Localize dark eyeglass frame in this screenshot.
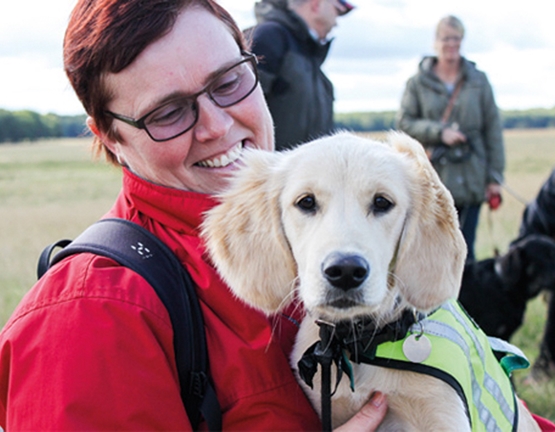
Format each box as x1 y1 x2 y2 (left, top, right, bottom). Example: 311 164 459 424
105 51 259 142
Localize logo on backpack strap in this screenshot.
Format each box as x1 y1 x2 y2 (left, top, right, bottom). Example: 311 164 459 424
131 242 153 259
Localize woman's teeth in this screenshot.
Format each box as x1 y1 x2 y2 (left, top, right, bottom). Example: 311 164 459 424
197 143 242 168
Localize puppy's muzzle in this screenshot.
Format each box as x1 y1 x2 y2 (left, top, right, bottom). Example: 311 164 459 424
322 253 370 291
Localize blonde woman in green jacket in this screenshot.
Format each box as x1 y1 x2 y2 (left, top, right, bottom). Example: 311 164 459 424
396 15 505 262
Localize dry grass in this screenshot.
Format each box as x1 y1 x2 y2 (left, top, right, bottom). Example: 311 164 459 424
1 131 555 422
0 138 121 323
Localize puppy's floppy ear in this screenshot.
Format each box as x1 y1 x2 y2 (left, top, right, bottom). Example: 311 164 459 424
497 243 522 287
201 149 297 315
387 132 467 311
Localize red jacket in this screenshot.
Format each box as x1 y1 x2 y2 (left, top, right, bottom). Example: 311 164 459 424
0 169 321 431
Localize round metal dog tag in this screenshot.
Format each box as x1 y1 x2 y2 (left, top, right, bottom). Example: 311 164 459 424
402 334 432 363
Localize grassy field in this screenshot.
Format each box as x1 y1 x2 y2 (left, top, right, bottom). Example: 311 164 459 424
1 131 555 422
0 138 122 324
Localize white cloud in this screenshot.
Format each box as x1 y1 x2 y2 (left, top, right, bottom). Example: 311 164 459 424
0 0 78 114
325 0 555 112
1 0 554 115
0 56 81 114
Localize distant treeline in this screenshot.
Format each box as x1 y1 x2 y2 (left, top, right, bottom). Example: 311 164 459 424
1 107 554 143
334 108 555 133
0 109 88 143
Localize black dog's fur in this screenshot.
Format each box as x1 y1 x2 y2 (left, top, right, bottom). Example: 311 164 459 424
459 234 555 341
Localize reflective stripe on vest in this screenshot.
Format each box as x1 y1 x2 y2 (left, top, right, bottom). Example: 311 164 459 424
371 300 527 432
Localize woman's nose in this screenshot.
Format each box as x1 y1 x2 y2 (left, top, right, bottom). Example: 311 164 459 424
193 94 233 142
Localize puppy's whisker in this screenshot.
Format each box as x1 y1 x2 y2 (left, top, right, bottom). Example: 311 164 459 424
268 280 304 350
276 280 299 312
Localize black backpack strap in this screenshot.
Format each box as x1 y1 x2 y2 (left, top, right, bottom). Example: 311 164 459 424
37 218 222 431
37 239 72 279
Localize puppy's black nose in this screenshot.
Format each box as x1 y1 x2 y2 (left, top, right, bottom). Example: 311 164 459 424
322 253 369 291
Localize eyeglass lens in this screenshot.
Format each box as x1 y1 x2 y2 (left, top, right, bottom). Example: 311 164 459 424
145 57 257 141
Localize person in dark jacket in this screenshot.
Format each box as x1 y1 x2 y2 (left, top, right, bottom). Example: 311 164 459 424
397 15 505 262
518 169 555 381
250 0 354 151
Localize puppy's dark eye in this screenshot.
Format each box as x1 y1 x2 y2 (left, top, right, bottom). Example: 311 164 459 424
296 194 317 213
372 195 394 214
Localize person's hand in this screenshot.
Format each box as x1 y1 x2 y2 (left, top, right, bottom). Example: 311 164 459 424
441 127 466 146
334 391 387 432
486 183 502 197
486 183 503 210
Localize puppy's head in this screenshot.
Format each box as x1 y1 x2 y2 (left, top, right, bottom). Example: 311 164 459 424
497 234 555 299
201 132 466 319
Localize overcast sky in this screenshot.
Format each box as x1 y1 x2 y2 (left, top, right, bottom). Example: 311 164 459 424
1 0 554 115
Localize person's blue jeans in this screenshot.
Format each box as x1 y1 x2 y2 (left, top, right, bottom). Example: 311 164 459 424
456 204 481 262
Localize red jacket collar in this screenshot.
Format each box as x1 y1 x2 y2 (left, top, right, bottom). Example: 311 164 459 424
108 168 218 235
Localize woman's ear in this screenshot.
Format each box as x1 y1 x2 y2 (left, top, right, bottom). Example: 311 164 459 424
86 116 100 137
387 132 466 311
86 116 124 165
201 149 298 315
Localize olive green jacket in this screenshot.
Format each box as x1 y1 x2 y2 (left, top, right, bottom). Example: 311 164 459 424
396 57 505 205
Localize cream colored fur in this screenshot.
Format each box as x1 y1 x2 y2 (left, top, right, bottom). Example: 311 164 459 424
201 132 539 431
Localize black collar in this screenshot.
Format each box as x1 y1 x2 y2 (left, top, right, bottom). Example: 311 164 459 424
334 309 425 363
298 309 426 391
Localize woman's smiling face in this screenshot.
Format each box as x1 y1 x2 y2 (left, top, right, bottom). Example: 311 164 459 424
100 6 274 194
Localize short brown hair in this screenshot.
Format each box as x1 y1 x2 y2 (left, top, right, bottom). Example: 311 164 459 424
64 0 247 164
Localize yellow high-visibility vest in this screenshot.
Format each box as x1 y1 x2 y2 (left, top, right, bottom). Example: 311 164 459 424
369 300 528 432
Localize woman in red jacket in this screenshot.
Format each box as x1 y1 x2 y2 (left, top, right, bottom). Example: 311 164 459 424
0 0 387 430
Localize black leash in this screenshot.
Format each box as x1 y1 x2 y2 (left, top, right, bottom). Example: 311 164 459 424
316 322 335 432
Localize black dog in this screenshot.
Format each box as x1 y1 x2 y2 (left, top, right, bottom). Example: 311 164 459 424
459 234 555 341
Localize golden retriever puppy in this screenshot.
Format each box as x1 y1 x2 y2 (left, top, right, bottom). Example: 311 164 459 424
202 132 539 431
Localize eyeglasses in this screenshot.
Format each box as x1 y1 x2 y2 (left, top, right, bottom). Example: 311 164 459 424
105 52 259 142
439 36 462 43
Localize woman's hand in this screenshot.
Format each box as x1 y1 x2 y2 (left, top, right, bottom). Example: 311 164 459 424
334 391 387 432
486 183 502 197
486 183 503 210
441 127 466 146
